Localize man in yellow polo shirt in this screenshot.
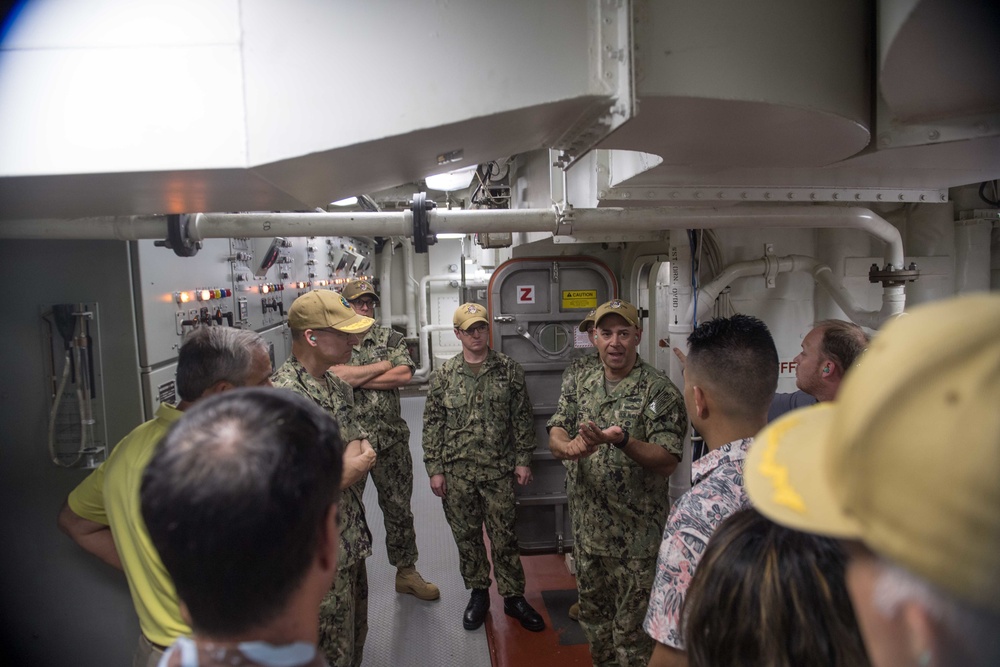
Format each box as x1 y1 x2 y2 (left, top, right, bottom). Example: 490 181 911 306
57 326 274 667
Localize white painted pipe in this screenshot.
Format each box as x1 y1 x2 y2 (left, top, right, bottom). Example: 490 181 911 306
3 206 907 326
667 232 694 503
411 325 455 384
410 273 463 384
187 211 413 240
402 238 419 338
0 205 905 270
690 254 903 329
378 239 393 325
0 216 167 240
434 207 905 270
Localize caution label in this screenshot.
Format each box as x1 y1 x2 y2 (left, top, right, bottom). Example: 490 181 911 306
562 289 598 309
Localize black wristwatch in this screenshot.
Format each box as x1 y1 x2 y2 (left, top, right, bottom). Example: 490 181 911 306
612 428 629 449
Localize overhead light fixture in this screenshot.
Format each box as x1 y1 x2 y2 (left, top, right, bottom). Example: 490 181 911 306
425 165 477 192
330 196 358 207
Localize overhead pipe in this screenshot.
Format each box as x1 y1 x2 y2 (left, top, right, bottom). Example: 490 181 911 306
1 205 908 330
0 206 905 270
0 216 168 240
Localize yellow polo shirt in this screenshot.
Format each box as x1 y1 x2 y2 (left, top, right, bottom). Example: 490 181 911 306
68 403 190 646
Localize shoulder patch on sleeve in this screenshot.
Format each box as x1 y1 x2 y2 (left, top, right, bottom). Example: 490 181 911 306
645 387 680 419
387 331 404 348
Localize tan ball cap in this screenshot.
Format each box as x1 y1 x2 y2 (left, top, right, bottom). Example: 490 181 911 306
746 294 1000 612
453 302 489 330
288 289 374 334
341 279 378 302
593 299 640 329
577 309 597 332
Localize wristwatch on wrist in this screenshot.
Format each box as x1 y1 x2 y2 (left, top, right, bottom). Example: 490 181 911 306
612 428 629 449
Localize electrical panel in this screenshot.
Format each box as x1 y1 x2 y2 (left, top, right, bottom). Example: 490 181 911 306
131 234 374 419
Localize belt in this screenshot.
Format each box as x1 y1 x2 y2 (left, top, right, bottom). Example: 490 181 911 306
142 634 169 652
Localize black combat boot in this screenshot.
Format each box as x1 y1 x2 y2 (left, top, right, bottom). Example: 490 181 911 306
503 595 545 632
463 588 490 630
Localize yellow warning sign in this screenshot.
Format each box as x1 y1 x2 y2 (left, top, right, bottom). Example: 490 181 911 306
562 290 598 309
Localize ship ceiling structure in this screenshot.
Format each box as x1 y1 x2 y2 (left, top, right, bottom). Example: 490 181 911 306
0 0 997 223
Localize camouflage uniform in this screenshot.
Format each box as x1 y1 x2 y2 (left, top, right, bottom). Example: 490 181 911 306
559 351 601 530
422 348 535 596
349 325 418 568
272 356 371 667
547 357 686 667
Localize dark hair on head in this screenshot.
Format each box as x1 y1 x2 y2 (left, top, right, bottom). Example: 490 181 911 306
816 320 870 372
686 314 778 420
141 387 344 637
683 508 870 667
175 327 269 402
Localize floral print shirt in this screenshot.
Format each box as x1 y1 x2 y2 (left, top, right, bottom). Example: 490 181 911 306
643 438 754 648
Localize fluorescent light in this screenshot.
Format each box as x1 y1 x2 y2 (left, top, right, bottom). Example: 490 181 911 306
330 197 357 206
437 233 466 239
425 165 477 192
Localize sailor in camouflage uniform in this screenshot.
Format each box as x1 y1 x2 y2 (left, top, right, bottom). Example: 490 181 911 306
561 309 601 623
331 279 439 601
548 299 687 667
271 289 378 667
422 303 545 633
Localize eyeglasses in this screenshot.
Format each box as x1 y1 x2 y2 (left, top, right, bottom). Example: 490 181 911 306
353 298 377 309
461 324 489 337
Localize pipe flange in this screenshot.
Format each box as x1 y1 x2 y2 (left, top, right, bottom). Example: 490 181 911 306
410 192 438 253
868 262 920 287
154 214 201 257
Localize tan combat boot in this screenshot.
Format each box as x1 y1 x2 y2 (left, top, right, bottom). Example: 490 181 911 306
395 566 440 600
568 601 580 621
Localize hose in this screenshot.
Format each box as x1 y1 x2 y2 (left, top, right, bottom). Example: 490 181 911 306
48 348 84 467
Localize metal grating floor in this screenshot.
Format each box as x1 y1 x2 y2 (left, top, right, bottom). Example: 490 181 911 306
360 396 491 667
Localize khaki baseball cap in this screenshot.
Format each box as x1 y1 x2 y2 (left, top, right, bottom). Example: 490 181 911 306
341 279 378 302
593 299 640 329
577 309 597 332
288 289 374 334
746 294 1000 612
453 302 488 330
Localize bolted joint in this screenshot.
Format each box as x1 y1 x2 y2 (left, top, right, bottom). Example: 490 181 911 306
153 214 201 257
869 262 920 287
410 192 438 254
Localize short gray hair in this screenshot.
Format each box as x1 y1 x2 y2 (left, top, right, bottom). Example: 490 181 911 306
175 327 269 402
873 557 1000 665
